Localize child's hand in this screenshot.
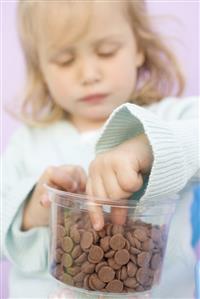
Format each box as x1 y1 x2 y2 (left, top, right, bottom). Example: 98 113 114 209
22 165 86 230
86 134 153 231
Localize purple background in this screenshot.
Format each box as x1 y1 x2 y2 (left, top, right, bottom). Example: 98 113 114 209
1 2 199 299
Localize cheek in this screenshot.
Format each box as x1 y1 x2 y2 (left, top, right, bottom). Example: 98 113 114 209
45 71 71 100
108 58 137 92
108 49 138 86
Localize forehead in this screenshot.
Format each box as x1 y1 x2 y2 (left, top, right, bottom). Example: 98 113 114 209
36 1 128 54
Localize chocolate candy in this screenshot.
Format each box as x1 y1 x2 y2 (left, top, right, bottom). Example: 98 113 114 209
88 245 104 263
61 236 74 253
61 253 73 268
114 249 130 266
80 231 93 250
106 279 123 292
81 261 95 274
98 266 115 282
51 210 167 294
110 233 126 250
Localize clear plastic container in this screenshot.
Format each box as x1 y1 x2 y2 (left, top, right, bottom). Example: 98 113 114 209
46 185 177 298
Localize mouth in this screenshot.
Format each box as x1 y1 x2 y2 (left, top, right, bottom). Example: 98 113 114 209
79 93 109 104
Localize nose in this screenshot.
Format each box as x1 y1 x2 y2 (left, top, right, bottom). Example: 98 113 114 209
78 57 102 86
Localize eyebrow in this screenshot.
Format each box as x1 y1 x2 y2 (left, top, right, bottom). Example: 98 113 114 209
50 34 125 60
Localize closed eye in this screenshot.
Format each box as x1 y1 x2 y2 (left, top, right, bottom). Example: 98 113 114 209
57 58 75 67
97 50 118 58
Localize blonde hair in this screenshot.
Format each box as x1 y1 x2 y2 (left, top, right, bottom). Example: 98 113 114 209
15 0 185 126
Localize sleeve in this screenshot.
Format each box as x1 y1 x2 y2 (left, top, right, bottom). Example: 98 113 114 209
95 96 200 201
1 126 49 273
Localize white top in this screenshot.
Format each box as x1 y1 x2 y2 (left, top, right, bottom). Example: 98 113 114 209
1 96 199 298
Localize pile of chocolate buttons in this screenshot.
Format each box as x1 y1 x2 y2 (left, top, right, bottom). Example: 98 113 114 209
50 208 166 294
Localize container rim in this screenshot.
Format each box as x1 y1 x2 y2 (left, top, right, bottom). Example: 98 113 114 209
44 184 179 209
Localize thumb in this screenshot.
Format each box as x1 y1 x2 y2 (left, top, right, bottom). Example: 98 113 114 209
40 193 51 208
50 167 78 192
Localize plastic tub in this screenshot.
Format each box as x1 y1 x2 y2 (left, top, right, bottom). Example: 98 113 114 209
46 185 177 298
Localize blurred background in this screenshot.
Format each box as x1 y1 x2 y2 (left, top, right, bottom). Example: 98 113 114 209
1 1 199 298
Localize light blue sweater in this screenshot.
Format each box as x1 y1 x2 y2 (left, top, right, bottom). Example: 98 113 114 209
2 97 199 298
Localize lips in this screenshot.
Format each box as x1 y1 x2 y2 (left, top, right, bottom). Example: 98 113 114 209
79 93 108 104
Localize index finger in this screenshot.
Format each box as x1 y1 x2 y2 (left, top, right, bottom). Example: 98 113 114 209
86 177 105 231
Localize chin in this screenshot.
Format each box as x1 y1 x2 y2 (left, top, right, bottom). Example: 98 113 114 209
83 105 115 119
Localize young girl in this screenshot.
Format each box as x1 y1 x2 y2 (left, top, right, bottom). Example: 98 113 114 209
2 1 198 298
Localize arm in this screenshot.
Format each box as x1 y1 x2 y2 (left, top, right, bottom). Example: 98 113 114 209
2 127 87 273
86 96 199 229
1 127 48 273
95 96 199 199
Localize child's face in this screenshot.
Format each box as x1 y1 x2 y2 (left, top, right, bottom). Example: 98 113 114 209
39 2 144 127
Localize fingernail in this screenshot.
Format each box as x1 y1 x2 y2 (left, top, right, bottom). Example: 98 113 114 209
70 181 78 191
93 222 102 231
40 194 50 207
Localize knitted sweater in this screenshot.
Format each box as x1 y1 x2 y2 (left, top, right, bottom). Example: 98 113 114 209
1 96 199 298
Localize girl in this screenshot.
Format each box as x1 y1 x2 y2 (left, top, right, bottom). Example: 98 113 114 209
2 1 198 298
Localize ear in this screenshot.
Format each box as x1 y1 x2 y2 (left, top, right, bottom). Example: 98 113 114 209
136 51 145 68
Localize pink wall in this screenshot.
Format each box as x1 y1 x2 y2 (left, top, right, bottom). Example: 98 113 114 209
2 1 199 152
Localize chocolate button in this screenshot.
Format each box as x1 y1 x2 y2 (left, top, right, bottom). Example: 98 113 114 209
88 245 104 263
105 250 115 258
90 273 106 290
105 223 113 236
142 239 154 251
135 285 145 292
95 261 108 273
70 227 81 244
53 264 63 279
121 266 128 280
89 229 99 243
57 225 66 239
83 274 90 290
80 231 93 250
73 271 85 283
108 258 121 270
130 254 137 264
150 253 162 270
67 266 81 276
133 228 148 242
60 273 73 285
151 227 162 243
110 233 126 250
127 261 137 277
112 224 124 235
136 268 149 285
75 252 87 265
130 247 141 255
126 232 135 247
61 236 74 252
114 249 130 265
98 228 106 238
98 266 115 282
61 253 73 268
124 277 137 288
71 245 82 259
100 236 110 252
55 248 63 263
137 252 151 267
106 279 123 292
116 269 121 280
81 261 95 274
134 238 141 249
125 239 131 251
